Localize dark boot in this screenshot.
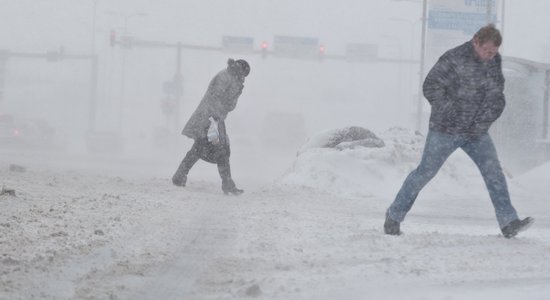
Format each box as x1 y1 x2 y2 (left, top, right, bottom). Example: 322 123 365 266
384 209 401 235
172 174 187 187
172 144 200 187
222 179 244 195
218 161 243 195
223 185 244 196
501 217 534 238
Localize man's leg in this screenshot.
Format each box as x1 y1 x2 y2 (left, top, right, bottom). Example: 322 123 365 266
172 140 201 186
461 134 519 228
388 130 460 223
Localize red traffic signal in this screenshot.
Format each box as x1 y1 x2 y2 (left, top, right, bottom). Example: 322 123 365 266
260 41 268 59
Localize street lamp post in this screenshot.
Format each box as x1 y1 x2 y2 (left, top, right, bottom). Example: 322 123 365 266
390 0 428 131
390 17 423 128
91 0 98 54
486 0 493 24
417 0 428 132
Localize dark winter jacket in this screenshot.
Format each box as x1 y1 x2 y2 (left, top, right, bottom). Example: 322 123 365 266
423 40 505 137
182 68 244 142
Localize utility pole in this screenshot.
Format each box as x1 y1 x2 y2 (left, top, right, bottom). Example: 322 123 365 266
174 42 183 130
544 70 550 140
89 55 99 132
501 0 506 35
91 0 98 54
416 0 428 132
487 0 493 24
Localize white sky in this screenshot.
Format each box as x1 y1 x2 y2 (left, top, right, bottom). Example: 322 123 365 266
1 0 548 59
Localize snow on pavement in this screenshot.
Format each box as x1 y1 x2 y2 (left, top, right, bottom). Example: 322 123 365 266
1 128 550 299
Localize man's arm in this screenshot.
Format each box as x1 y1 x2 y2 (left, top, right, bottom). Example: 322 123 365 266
422 55 457 105
477 55 506 123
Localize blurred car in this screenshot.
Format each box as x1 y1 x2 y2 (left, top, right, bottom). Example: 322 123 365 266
0 113 55 148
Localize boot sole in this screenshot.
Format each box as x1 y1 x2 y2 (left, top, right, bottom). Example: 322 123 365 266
504 217 535 238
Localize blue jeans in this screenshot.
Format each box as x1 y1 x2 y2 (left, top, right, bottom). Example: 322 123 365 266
388 130 518 229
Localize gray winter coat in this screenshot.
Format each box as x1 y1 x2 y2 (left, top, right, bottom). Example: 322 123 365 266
182 68 244 141
423 41 505 137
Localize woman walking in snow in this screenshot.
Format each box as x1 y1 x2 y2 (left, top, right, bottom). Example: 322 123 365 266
172 58 250 195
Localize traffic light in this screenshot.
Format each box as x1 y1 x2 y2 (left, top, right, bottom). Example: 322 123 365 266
318 44 325 62
261 41 268 60
110 30 116 47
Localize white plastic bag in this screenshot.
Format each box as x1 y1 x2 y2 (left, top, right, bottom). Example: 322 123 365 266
207 117 220 144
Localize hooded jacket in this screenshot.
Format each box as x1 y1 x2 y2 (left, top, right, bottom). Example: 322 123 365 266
423 40 506 137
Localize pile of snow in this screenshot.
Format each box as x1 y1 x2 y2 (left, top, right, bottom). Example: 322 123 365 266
279 127 497 199
297 126 385 153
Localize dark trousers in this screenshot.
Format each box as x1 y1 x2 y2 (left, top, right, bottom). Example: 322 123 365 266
173 138 235 189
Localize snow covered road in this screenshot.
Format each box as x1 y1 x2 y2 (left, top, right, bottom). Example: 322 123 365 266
2 127 550 300
1 156 550 299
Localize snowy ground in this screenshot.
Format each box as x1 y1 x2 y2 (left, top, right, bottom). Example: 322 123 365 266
1 128 550 300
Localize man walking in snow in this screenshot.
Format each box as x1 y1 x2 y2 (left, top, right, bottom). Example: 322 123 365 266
172 58 250 195
384 24 533 238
